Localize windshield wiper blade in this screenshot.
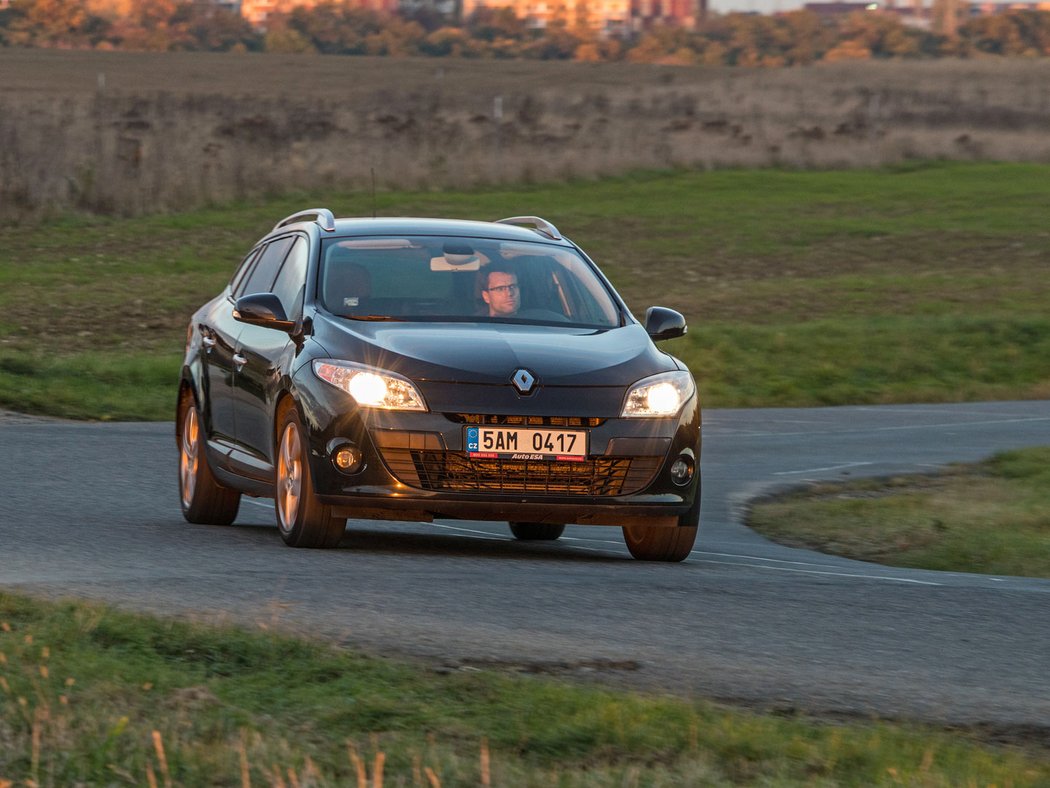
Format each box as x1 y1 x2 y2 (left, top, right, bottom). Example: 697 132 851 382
345 314 401 321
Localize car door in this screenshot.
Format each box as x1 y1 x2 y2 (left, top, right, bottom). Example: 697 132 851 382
230 234 302 474
200 248 260 445
224 234 296 479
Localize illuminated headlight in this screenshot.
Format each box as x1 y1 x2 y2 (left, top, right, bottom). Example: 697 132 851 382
312 360 427 412
621 370 695 418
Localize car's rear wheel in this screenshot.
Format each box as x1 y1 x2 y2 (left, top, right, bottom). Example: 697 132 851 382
509 523 565 541
275 406 346 548
178 391 240 525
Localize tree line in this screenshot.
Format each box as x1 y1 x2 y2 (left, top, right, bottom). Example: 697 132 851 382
2 0 1049 64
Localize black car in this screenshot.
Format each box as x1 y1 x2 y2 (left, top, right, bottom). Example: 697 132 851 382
177 210 701 561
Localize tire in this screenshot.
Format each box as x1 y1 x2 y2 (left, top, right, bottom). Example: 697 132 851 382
509 522 565 541
274 406 346 549
622 484 700 562
622 524 697 562
177 391 240 526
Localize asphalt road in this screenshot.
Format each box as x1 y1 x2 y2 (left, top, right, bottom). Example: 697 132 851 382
2 401 1049 732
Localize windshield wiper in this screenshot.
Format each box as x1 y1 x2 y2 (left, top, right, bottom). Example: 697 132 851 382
343 314 403 321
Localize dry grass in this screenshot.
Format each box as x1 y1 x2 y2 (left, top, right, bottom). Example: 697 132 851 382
2 49 1050 221
3 596 1049 786
748 447 1050 578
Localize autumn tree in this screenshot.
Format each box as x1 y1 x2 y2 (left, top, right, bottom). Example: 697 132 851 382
3 0 110 47
169 1 260 51
420 25 487 56
466 6 527 41
837 10 922 57
281 2 387 54
961 11 1050 55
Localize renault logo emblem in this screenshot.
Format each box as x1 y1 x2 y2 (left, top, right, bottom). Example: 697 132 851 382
512 369 536 394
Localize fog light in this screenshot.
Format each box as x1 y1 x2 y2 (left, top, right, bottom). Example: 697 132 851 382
670 455 694 486
330 442 363 475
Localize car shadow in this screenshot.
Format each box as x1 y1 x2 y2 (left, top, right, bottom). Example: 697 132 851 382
337 526 628 563
219 518 629 564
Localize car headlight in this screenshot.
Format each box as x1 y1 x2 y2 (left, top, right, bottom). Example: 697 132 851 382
312 360 427 412
621 370 695 418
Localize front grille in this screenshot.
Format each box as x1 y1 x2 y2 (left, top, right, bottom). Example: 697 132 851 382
379 448 662 496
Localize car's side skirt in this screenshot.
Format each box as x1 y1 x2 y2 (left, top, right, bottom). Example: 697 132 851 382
206 439 275 498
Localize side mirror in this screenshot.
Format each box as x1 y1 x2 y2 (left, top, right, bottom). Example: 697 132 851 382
234 293 295 332
644 307 687 341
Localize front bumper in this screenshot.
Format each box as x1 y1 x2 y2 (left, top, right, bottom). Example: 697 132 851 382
296 380 701 528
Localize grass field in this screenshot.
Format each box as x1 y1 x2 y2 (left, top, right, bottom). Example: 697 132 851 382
2 592 1047 786
3 50 1050 220
2 114 1048 781
747 446 1050 579
1 162 1048 420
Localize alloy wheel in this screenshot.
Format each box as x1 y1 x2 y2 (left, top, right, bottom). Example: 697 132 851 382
277 422 303 531
179 406 199 509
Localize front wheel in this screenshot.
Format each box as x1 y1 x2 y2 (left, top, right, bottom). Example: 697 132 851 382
622 525 697 562
275 407 346 549
509 523 565 541
178 392 240 525
623 486 700 562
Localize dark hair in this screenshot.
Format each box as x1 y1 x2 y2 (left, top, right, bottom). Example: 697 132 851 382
480 261 518 290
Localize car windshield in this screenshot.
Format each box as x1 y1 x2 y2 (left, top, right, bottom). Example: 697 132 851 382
318 236 622 328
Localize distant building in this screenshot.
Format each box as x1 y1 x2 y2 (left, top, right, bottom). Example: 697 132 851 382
973 0 1050 8
803 0 1050 18
633 0 702 28
802 0 932 26
460 0 632 32
83 0 242 16
461 0 699 33
240 0 397 26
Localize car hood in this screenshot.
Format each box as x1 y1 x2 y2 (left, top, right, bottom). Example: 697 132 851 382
313 317 675 387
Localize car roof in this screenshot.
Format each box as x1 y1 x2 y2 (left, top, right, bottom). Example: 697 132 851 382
268 212 574 247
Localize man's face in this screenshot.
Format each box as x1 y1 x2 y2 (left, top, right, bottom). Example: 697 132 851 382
483 271 520 317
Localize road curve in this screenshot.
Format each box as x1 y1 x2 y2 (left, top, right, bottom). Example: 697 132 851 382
2 401 1049 731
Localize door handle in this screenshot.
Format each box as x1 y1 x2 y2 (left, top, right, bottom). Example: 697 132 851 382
202 336 217 349
233 353 247 368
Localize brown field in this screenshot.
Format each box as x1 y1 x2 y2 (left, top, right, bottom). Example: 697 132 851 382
2 48 1050 220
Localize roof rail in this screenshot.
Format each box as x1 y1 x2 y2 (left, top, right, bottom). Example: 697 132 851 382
273 208 336 233
495 215 562 241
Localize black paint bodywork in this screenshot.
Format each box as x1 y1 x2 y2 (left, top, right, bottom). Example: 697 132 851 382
179 217 701 529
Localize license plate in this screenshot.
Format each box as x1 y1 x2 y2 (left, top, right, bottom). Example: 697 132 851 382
465 426 587 461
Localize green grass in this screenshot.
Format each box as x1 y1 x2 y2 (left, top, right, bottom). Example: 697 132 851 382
2 162 1050 419
1 593 1047 786
747 447 1050 578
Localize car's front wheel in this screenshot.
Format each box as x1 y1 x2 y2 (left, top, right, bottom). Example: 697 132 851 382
509 523 565 541
622 490 699 562
622 524 696 562
275 406 346 549
177 391 240 525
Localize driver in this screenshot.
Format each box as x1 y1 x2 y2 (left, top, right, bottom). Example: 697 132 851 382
480 263 521 317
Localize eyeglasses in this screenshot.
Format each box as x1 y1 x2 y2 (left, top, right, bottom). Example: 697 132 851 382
486 284 519 295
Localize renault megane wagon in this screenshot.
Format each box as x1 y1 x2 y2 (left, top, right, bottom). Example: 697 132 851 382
177 210 701 561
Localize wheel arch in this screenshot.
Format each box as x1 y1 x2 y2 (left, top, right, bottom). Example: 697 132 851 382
175 370 201 445
272 389 299 456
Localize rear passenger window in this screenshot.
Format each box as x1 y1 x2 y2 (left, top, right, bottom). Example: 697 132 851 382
236 236 294 299
230 247 262 295
272 237 308 323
